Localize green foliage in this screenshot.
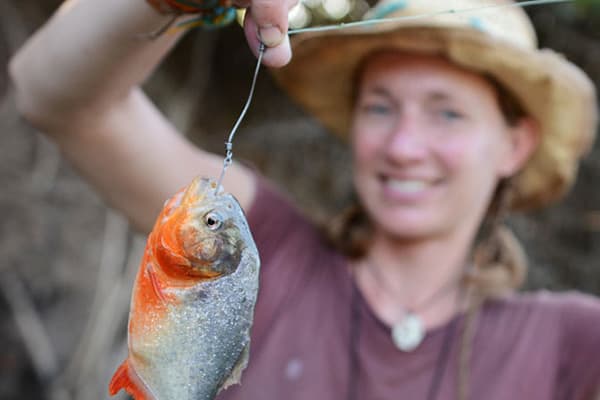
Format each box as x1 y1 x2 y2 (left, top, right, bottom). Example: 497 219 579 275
574 0 600 17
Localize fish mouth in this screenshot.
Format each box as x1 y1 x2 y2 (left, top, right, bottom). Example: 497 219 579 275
183 177 241 215
182 177 224 203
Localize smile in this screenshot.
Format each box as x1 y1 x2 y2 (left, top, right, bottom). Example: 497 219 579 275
384 178 433 193
386 179 430 193
378 176 442 201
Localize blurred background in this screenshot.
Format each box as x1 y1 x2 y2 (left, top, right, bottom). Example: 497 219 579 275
1 0 599 399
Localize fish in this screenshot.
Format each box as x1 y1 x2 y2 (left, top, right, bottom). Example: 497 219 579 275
109 177 260 400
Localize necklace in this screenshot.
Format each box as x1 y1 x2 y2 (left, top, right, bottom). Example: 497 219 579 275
346 279 460 400
360 260 465 352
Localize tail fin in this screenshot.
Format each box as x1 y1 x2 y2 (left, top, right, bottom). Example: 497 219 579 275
109 359 153 400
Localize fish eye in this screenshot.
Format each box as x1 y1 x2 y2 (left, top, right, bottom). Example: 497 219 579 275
204 212 223 231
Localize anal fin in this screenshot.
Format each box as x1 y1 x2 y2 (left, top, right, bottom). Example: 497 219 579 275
109 359 154 400
219 343 250 393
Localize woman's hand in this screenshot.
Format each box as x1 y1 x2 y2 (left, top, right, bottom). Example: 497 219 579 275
237 0 298 67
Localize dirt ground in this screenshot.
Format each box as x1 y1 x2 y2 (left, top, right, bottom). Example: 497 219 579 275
1 1 599 399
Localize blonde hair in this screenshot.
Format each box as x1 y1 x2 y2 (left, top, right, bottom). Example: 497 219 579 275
467 180 527 298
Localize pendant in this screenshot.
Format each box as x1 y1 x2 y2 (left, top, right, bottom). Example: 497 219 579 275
391 313 425 352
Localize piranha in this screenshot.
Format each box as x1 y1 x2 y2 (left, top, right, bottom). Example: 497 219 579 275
109 177 260 400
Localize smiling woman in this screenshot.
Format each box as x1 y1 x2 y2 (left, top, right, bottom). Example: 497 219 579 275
8 0 600 399
264 1 597 397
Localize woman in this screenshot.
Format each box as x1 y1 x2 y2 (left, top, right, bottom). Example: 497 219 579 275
10 0 600 398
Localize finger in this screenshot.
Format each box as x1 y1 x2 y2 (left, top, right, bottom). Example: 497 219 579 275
243 14 292 67
250 0 289 46
232 0 251 9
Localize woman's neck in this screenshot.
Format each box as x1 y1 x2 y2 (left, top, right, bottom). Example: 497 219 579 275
353 227 475 330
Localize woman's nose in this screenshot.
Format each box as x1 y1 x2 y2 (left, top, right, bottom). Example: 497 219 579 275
383 116 428 163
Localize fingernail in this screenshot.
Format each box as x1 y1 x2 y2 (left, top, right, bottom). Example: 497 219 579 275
258 26 284 47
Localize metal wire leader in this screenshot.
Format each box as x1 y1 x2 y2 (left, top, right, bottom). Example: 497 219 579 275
215 42 266 192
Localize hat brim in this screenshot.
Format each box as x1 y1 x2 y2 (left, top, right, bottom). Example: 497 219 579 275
272 26 597 210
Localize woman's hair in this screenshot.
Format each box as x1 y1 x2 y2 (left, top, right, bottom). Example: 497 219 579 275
466 180 527 298
487 75 528 128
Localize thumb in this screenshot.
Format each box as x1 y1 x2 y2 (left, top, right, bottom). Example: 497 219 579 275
243 0 295 67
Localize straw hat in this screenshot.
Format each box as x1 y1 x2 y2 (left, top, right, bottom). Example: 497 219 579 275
272 0 598 210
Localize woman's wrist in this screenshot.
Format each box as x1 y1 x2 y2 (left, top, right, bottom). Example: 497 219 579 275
146 0 236 28
147 0 178 14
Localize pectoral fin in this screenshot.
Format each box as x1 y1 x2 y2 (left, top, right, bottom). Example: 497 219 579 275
218 342 250 393
109 359 154 400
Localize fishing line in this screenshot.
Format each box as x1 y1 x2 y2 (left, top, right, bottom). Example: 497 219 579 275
215 42 266 193
287 0 572 35
212 0 570 191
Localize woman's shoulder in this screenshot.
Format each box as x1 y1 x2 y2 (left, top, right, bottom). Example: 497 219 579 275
245 173 326 258
481 290 600 367
475 290 600 353
244 172 344 277
485 289 600 320
480 290 600 334
475 290 600 395
513 290 600 395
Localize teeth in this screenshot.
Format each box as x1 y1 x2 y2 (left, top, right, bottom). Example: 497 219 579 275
386 179 428 193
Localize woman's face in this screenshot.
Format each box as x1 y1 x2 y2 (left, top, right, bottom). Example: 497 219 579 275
351 52 537 241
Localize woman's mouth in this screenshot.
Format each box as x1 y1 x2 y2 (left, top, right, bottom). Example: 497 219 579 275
379 175 442 200
386 179 430 193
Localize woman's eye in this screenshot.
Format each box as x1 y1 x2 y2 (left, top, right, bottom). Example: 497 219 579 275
439 109 464 120
204 212 222 230
362 103 392 115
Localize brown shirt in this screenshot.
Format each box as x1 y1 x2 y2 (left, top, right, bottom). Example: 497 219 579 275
217 177 600 400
